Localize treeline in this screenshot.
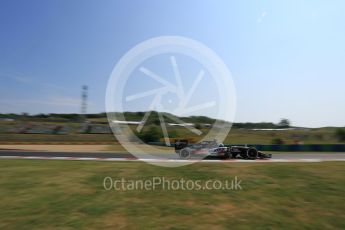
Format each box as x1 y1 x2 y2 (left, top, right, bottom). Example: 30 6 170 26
233 122 283 129
0 113 106 121
0 112 290 129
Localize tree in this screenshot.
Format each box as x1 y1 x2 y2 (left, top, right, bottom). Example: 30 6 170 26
136 111 144 117
152 119 160 126
335 128 345 142
137 125 162 143
194 123 202 130
278 119 290 128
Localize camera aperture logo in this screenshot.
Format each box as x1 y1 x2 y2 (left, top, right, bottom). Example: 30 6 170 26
106 36 236 167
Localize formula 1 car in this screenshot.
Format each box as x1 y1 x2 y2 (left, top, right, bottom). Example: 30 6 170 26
174 139 272 160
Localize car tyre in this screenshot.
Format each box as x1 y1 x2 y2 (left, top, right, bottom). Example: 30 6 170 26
247 147 258 160
223 152 230 159
179 149 191 159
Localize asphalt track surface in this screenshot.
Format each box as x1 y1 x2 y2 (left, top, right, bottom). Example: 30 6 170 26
0 150 345 162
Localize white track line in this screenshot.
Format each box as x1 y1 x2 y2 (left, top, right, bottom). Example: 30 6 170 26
0 156 345 163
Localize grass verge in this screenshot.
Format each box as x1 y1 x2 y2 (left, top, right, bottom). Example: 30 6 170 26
0 160 344 229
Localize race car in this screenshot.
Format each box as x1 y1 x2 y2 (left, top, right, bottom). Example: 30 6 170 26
174 139 272 159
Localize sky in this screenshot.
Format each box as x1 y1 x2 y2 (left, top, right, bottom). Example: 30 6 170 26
0 0 344 127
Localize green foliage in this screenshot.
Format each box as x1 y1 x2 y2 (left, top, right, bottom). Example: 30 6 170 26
278 118 290 128
232 122 277 129
168 130 178 138
181 115 215 124
194 123 202 130
335 128 345 142
136 125 162 143
152 119 160 126
0 112 292 129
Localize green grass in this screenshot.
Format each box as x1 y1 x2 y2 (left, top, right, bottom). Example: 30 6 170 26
0 134 115 143
141 126 341 144
225 128 340 144
0 160 344 229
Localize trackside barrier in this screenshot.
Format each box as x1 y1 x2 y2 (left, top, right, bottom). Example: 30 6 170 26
148 142 345 152
248 144 345 152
